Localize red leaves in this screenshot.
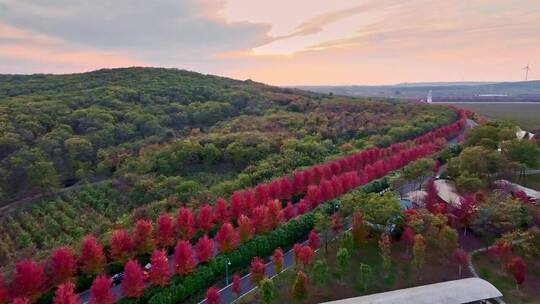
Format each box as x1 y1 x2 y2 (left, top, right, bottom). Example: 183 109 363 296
149 249 169 287
122 260 145 298
237 215 253 243
251 206 270 234
307 230 320 249
206 286 220 304
12 298 30 304
79 235 105 275
50 246 77 286
177 207 195 240
266 199 282 229
214 197 229 224
452 248 468 265
401 226 415 247
249 257 265 285
174 240 195 275
280 177 293 200
90 275 114 304
232 273 241 294
306 185 322 208
11 259 45 301
132 219 154 255
255 184 269 206
197 204 215 232
505 256 527 285
282 201 295 221
215 223 237 252
299 246 313 268
52 282 80 304
488 239 513 262
196 234 214 263
0 274 9 304
293 243 302 264
331 214 342 233
272 248 284 274
230 191 245 219
156 213 175 248
110 229 133 264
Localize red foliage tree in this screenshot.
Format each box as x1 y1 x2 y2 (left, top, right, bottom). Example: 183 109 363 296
280 177 293 200
52 282 80 304
197 204 215 232
156 213 175 248
505 256 527 287
282 201 295 221
230 191 245 219
255 184 270 206
215 222 237 252
132 219 154 255
90 275 114 304
306 185 322 208
244 189 256 213
292 170 305 194
251 205 270 234
308 230 320 249
232 273 241 295
272 248 284 274
269 180 282 200
296 199 310 215
122 260 145 298
319 179 335 201
177 207 195 240
50 246 77 286
0 274 9 304
293 243 302 264
237 214 253 243
299 246 313 268
453 195 476 235
214 197 229 223
12 298 30 304
11 259 45 301
452 248 468 278
266 199 282 229
331 213 342 233
400 226 415 255
488 239 513 263
196 234 214 262
110 229 133 264
79 235 105 275
174 240 196 275
206 286 220 304
351 211 367 247
250 257 266 285
149 249 169 287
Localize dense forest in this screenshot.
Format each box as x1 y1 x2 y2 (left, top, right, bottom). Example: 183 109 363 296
0 68 462 303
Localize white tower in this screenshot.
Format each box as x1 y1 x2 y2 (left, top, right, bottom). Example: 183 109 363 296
427 90 433 103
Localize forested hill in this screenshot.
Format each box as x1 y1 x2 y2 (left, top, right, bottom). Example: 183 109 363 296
0 67 318 201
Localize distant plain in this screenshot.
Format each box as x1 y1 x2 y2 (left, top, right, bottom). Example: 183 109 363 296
437 102 540 130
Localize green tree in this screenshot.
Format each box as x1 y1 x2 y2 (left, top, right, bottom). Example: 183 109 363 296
260 278 274 304
341 231 354 252
311 259 329 285
336 247 350 281
412 234 426 273
501 139 540 168
314 212 331 255
378 233 392 275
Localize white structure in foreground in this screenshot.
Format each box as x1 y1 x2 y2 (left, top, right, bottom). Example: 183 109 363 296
322 278 502 304
434 179 463 207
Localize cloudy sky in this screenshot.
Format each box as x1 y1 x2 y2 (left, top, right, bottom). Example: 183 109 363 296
1 0 539 85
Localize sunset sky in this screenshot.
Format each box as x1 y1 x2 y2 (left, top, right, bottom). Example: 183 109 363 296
1 0 539 85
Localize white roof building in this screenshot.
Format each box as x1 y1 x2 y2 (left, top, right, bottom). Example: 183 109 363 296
322 278 503 304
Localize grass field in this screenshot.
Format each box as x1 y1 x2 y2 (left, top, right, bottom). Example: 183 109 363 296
438 102 540 131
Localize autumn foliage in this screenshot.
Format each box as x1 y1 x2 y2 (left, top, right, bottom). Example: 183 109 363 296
50 246 77 286
175 240 195 275
156 213 175 248
206 286 220 304
11 259 45 301
215 223 236 251
177 207 195 240
250 257 266 285
52 282 80 304
505 256 527 286
90 275 114 304
122 260 145 298
79 235 105 275
132 219 154 255
110 229 133 264
196 234 214 262
272 248 284 274
149 249 169 287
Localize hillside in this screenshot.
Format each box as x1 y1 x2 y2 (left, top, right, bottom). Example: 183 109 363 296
0 68 460 302
0 67 318 202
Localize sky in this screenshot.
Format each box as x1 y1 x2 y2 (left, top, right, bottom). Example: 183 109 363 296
0 0 539 85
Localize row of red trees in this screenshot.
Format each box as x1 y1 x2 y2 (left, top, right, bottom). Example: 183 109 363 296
0 113 467 303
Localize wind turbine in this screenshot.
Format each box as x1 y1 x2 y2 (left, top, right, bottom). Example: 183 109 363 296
523 64 530 81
